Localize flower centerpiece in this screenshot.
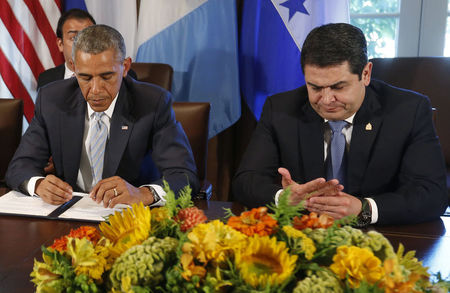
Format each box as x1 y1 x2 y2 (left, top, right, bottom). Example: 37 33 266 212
31 183 449 292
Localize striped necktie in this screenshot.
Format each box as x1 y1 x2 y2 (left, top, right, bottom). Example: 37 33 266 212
328 120 347 185
89 112 108 186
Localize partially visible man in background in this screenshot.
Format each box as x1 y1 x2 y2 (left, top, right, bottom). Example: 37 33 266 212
37 9 95 89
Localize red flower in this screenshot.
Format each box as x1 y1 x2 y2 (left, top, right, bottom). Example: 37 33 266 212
50 226 100 252
175 207 207 232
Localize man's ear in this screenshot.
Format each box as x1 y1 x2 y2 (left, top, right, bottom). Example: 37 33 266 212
123 57 132 77
362 62 372 86
57 38 63 53
68 59 75 72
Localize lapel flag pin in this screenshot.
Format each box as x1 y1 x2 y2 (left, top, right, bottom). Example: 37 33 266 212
365 123 372 131
121 125 128 130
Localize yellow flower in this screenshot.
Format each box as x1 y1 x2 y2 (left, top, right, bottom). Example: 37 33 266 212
283 226 316 260
99 203 151 259
330 245 384 288
180 253 207 281
30 256 62 292
95 237 114 271
182 220 246 265
235 236 298 288
151 207 169 222
65 237 108 281
381 258 422 293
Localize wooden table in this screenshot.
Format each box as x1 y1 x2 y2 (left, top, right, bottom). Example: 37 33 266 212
0 200 448 292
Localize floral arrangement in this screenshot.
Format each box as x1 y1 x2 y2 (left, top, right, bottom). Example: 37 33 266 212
31 184 449 292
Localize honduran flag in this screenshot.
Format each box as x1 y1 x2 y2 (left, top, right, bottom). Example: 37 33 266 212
135 0 241 138
240 0 350 120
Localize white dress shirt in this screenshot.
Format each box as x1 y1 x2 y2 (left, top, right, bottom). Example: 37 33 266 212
63 63 75 79
27 93 166 206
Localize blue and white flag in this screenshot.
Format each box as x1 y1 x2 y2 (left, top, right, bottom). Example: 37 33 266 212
240 0 349 120
135 0 241 138
64 0 137 58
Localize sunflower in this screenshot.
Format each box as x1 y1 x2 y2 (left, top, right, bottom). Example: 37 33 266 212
235 235 298 288
227 207 278 236
99 202 151 259
330 245 384 288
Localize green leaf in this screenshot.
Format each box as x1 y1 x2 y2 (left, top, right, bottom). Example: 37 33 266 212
267 187 306 226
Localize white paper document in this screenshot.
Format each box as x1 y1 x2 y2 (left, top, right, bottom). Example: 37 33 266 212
0 190 129 222
59 193 129 221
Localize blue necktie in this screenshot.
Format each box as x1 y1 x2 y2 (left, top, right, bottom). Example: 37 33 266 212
328 121 347 185
89 112 108 186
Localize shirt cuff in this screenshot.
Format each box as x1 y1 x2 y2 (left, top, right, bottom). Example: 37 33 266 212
366 197 378 224
140 184 166 207
27 176 45 196
274 189 284 205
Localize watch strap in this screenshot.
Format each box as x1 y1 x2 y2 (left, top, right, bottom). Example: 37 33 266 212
355 198 372 228
147 186 161 204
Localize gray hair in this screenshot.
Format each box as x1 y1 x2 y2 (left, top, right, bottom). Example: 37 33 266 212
72 24 126 62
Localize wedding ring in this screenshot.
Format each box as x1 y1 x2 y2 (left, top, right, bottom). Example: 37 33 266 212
113 188 118 197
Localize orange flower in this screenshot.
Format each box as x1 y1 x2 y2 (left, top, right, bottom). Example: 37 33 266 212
292 212 334 230
227 207 278 236
50 226 100 252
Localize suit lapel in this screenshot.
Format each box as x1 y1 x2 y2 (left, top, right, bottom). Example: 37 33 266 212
61 91 85 186
347 87 383 194
103 83 135 178
298 103 325 181
57 64 66 79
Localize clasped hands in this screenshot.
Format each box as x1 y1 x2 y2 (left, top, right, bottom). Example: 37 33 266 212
35 175 155 207
278 167 362 219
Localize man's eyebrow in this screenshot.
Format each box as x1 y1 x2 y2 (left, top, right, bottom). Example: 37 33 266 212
77 72 115 77
66 30 79 35
100 71 115 76
307 81 347 89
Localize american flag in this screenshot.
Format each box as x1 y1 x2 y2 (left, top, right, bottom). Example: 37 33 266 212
0 0 64 124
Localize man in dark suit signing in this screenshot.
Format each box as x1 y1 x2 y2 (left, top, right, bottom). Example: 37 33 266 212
232 23 447 226
6 24 199 208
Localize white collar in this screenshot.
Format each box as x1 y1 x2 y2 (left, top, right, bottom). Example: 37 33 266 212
325 112 356 125
63 63 75 79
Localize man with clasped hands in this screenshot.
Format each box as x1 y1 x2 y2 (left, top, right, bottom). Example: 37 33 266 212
6 25 198 208
233 23 447 226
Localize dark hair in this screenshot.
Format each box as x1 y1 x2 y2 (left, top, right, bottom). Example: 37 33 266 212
73 24 126 62
56 9 96 39
301 23 368 78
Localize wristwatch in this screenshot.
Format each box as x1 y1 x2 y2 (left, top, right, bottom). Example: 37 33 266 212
147 186 161 204
355 198 372 227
